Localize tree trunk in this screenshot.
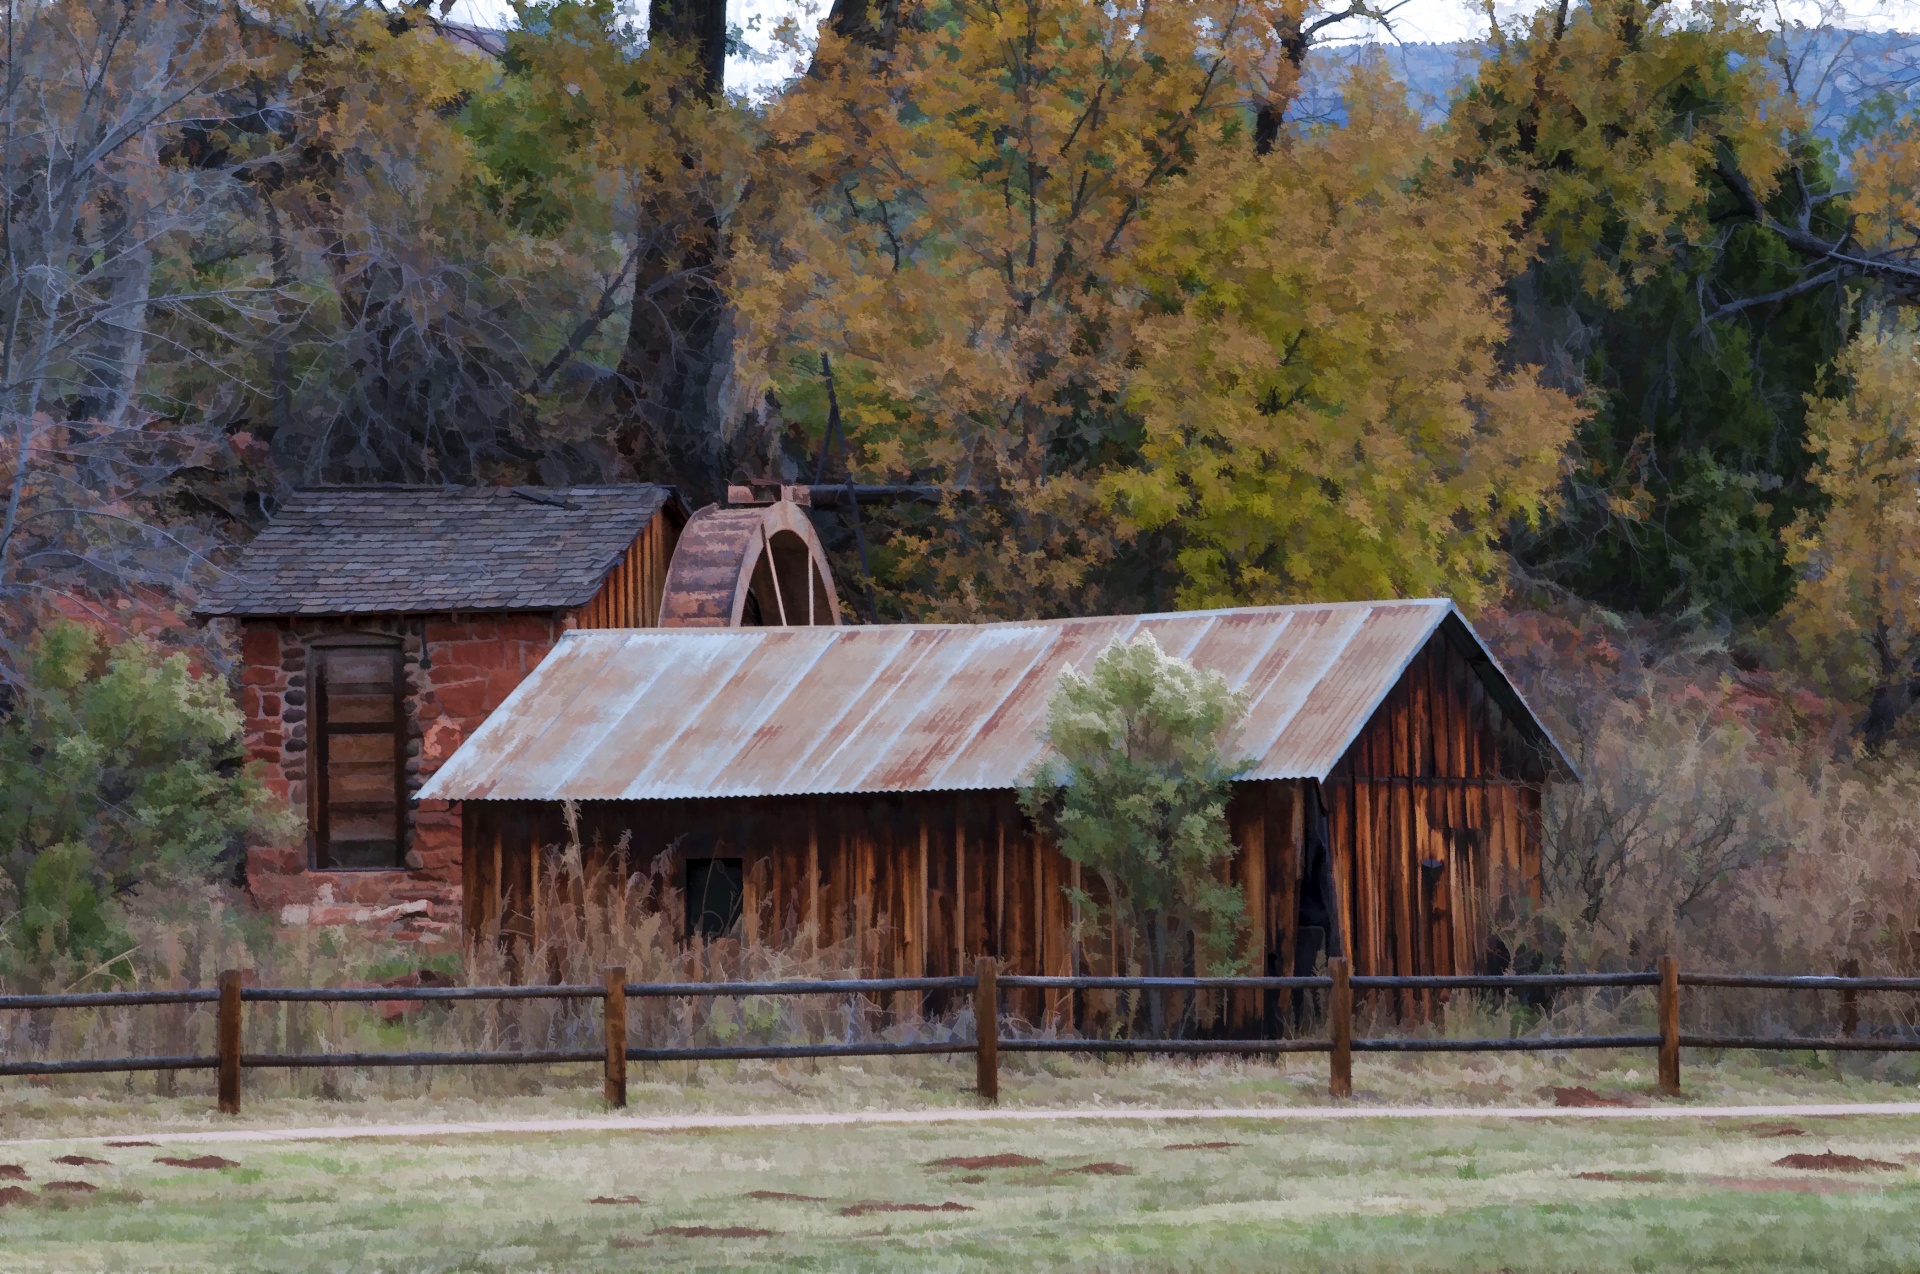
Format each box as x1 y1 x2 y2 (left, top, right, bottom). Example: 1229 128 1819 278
822 0 903 50
616 0 731 504
1860 676 1920 751
1142 915 1167 1039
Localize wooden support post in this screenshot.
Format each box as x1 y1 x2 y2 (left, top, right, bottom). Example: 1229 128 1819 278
217 969 243 1116
1657 954 1680 1096
603 965 628 1109
1328 957 1352 1099
1840 958 1860 1038
974 957 999 1104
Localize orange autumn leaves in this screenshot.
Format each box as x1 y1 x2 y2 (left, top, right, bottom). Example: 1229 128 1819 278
740 0 1582 618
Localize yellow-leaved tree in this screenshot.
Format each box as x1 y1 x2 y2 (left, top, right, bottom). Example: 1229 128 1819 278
1449 0 1787 306
743 4 1580 620
1106 71 1582 611
1784 313 1920 749
740 0 1290 619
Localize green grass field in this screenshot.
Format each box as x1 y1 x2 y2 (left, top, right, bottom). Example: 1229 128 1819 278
2 1109 1919 1271
5 1054 1920 1271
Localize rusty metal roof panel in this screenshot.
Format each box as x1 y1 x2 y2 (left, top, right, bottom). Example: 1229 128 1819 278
925 618 1119 792
420 599 1559 802
1248 602 1450 772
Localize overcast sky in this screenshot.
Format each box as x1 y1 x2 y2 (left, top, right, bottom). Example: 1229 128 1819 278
439 0 1920 97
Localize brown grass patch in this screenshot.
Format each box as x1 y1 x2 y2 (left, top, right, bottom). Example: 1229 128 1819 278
0 1185 32 1207
104 1141 158 1148
1739 1123 1808 1138
588 1195 646 1205
155 1155 237 1170
0 1165 25 1181
745 1190 829 1202
839 1200 974 1217
1063 1162 1135 1176
54 1155 109 1167
650 1225 776 1238
609 1237 654 1249
43 1181 97 1193
1546 1086 1634 1108
1774 1151 1903 1172
929 1154 1042 1170
1575 1171 1664 1182
1165 1142 1241 1151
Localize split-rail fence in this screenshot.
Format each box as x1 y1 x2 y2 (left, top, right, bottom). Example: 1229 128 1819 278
4 957 1918 1115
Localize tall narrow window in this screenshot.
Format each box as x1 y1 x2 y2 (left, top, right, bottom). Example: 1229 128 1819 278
309 641 406 870
685 858 744 939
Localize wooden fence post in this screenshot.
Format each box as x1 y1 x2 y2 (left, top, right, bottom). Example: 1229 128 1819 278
603 965 628 1108
1839 958 1860 1039
974 957 998 1104
1328 957 1352 1099
217 970 242 1116
1657 955 1680 1096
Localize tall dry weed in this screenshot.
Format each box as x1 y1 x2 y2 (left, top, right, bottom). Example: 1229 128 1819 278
1489 603 1920 1042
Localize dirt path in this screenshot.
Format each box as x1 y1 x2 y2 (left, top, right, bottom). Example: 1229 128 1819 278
6 1101 1920 1149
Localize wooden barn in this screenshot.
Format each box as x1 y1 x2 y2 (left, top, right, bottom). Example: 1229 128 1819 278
419 600 1573 1015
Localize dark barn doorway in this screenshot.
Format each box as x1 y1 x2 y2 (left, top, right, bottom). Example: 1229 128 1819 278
685 858 744 940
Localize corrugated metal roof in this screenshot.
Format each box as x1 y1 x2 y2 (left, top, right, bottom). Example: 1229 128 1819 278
419 599 1565 801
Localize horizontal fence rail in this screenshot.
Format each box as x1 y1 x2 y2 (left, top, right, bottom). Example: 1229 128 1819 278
4 957 1918 1111
620 976 979 998
1680 974 1920 992
0 989 221 1011
241 985 605 1003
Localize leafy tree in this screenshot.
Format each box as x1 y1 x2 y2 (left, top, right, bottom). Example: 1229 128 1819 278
1452 0 1854 621
743 0 1286 620
1020 633 1249 1036
212 0 630 491
456 0 760 500
1108 69 1581 612
1783 311 1920 748
0 623 284 971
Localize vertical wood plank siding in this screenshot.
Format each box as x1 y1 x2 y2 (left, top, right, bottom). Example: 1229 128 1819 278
575 513 682 629
1320 631 1546 984
460 626 1546 1006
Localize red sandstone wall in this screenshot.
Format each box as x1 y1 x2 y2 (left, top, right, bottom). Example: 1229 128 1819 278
238 612 569 944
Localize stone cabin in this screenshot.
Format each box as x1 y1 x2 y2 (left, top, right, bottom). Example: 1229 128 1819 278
195 484 685 942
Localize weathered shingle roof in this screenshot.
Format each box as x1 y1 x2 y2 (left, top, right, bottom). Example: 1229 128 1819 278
195 485 679 617
420 599 1571 801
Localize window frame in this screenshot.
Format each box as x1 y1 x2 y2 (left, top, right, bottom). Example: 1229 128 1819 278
307 635 409 872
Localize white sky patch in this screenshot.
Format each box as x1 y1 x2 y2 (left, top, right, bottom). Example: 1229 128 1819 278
441 0 1920 98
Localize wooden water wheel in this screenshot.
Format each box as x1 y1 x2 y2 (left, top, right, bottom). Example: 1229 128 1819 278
657 490 842 628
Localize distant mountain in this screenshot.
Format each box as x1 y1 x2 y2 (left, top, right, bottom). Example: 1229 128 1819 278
1300 27 1920 153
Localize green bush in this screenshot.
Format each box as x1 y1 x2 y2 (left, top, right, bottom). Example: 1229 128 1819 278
1022 632 1249 1035
0 621 284 975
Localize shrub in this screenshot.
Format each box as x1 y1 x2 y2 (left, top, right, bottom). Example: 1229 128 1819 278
1022 632 1249 1036
0 621 285 978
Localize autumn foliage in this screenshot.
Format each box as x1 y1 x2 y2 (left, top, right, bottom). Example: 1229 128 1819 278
15 0 1920 976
